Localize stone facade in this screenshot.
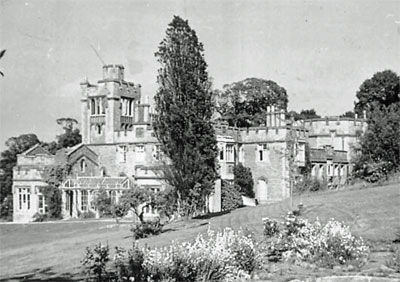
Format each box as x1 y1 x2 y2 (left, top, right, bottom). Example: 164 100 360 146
12 64 366 222
304 116 367 186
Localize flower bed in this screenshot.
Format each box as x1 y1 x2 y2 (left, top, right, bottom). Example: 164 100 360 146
263 214 370 268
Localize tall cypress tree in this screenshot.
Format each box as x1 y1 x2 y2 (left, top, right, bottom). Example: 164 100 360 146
154 16 218 216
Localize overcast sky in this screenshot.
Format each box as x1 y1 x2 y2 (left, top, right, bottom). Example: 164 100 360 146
0 0 399 150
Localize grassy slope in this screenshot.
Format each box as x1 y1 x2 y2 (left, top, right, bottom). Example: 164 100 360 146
0 183 399 280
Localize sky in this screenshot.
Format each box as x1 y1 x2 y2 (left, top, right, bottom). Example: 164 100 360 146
0 0 399 151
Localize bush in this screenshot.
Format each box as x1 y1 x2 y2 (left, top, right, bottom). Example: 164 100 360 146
221 181 243 211
80 210 96 219
294 177 325 194
262 217 280 238
81 243 110 282
264 214 369 268
32 212 48 222
131 222 163 239
81 228 259 282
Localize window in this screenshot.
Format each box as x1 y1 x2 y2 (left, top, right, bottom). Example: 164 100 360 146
118 145 128 163
38 194 48 214
18 188 30 211
136 145 144 153
81 190 88 211
226 144 234 162
258 144 268 161
219 148 224 160
80 159 86 173
154 145 162 161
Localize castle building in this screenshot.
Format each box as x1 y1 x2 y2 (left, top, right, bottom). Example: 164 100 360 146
12 64 364 222
304 116 367 186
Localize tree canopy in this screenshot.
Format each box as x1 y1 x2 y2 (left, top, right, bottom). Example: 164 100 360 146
0 134 40 202
287 109 321 121
153 16 218 217
214 78 289 127
353 70 400 182
354 70 400 116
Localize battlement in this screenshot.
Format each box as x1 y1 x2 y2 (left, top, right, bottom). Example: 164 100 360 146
102 64 124 80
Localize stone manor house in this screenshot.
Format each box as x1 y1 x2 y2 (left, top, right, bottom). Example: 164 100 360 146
12 65 367 222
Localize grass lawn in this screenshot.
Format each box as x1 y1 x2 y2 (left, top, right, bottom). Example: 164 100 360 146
0 183 399 281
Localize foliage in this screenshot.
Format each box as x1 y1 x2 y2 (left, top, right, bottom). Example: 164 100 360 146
385 246 400 273
131 221 163 239
340 111 355 118
353 102 400 182
32 212 48 222
152 186 177 220
354 70 399 116
262 217 280 238
40 186 63 219
81 228 259 281
0 195 13 221
214 78 289 127
0 134 40 204
287 109 321 121
81 243 111 282
80 210 96 219
264 214 369 268
42 118 82 154
221 180 243 211
119 185 153 223
233 163 254 198
93 189 112 217
153 16 218 217
294 177 325 194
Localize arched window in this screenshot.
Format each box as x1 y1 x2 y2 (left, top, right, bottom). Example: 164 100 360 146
80 159 86 173
97 124 102 135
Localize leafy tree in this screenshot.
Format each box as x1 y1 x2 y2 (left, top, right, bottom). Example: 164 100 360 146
233 163 254 198
214 78 289 127
152 187 177 220
119 185 153 223
42 164 71 219
93 189 112 217
221 181 242 211
340 111 355 118
42 118 82 154
0 134 40 204
353 103 400 181
287 109 321 121
354 70 400 116
153 16 218 217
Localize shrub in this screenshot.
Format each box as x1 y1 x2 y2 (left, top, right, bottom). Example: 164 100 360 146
264 214 369 268
81 228 259 281
32 212 48 222
221 181 243 211
80 210 96 219
294 177 325 194
93 189 112 217
131 222 163 239
81 243 110 282
262 217 280 238
234 163 255 198
385 246 400 273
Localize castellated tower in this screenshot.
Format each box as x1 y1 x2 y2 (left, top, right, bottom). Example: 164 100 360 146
80 65 142 144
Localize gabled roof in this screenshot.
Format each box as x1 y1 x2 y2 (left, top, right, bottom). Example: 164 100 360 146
21 144 51 156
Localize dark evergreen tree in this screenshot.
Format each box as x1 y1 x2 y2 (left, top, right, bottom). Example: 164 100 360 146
233 163 254 198
153 16 218 216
